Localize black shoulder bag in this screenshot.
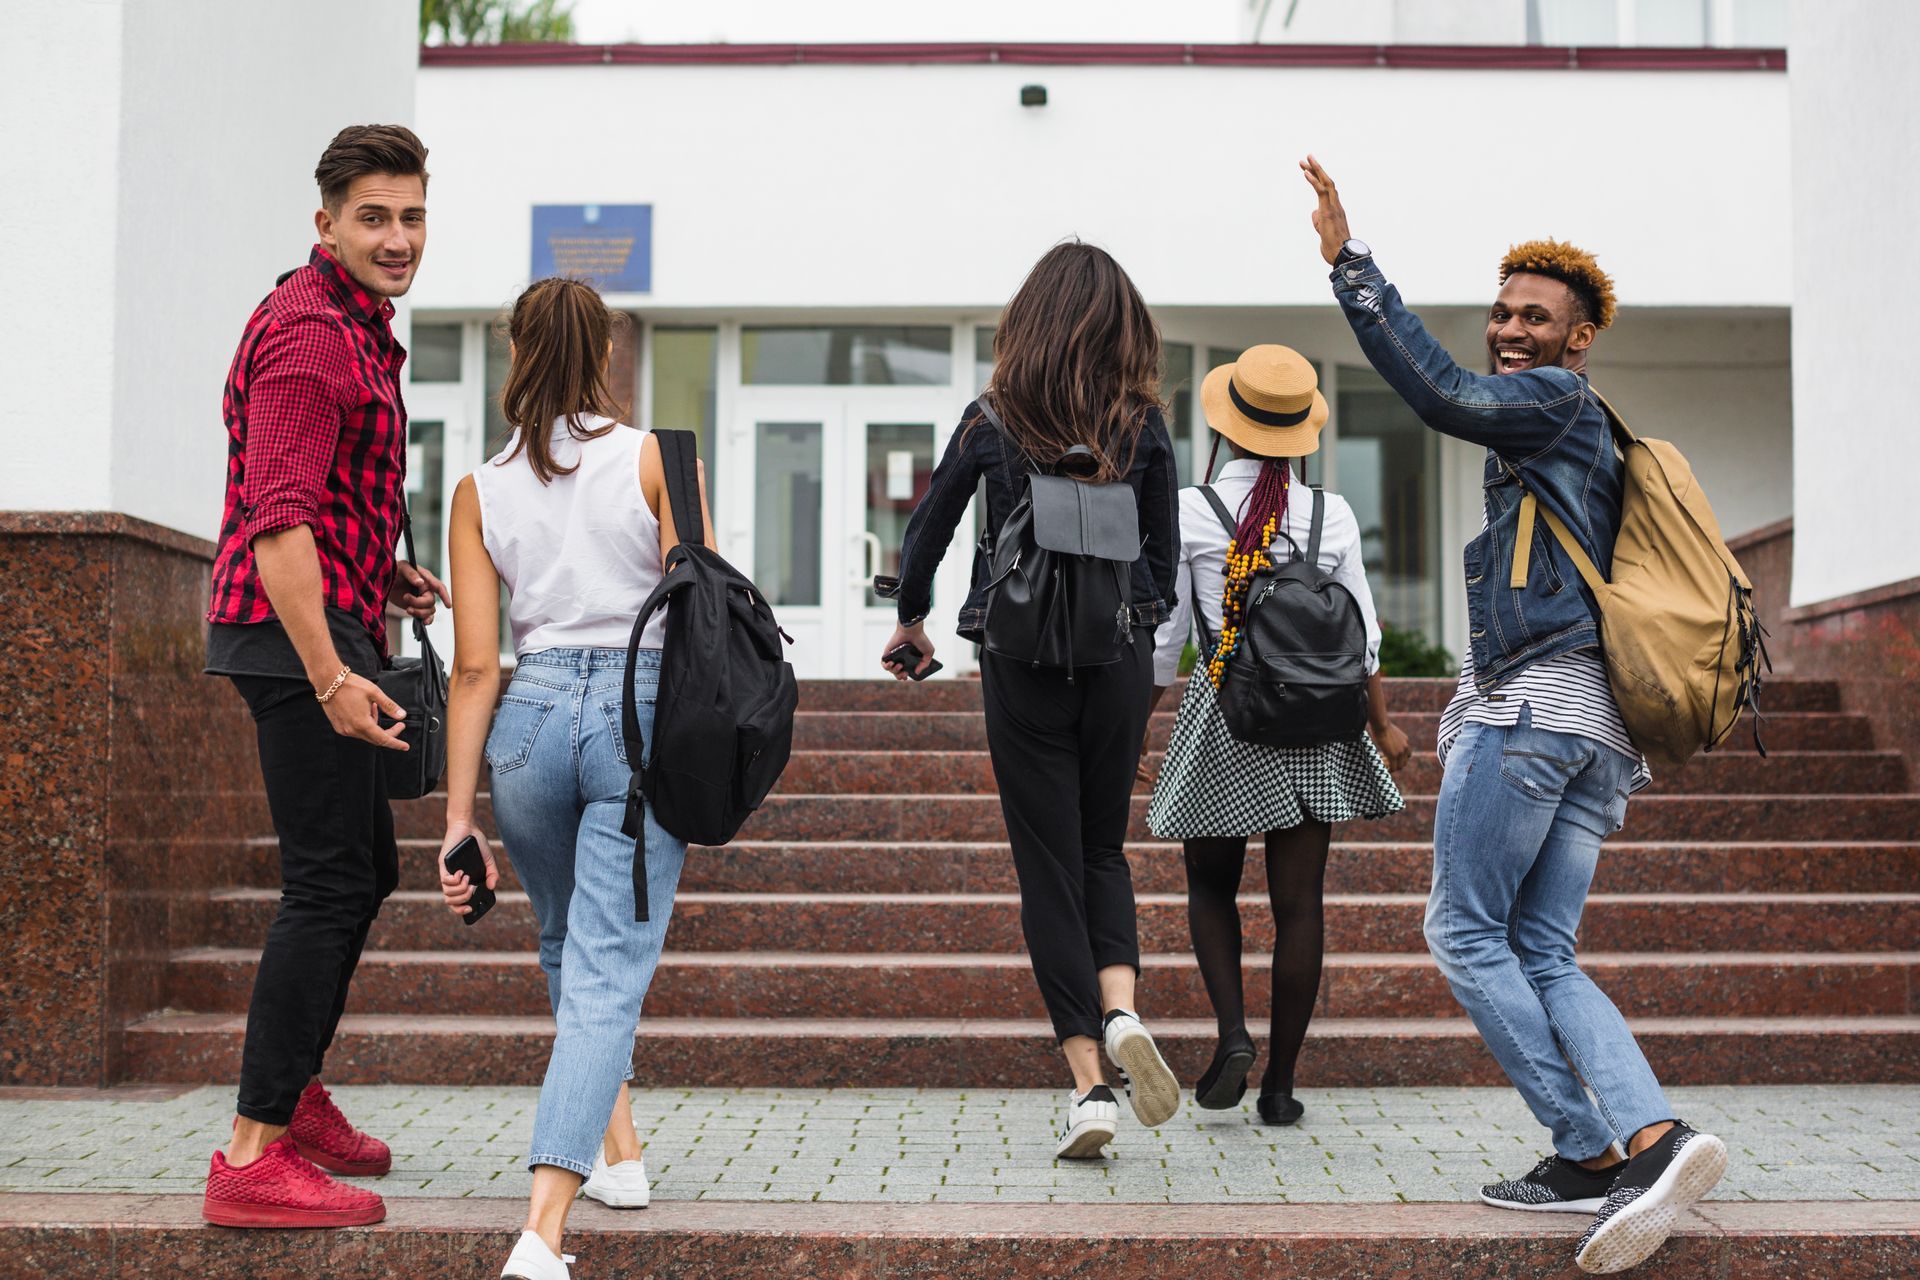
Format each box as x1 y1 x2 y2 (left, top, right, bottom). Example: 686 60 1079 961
376 504 449 799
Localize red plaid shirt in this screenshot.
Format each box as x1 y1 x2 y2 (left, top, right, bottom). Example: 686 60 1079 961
208 246 409 657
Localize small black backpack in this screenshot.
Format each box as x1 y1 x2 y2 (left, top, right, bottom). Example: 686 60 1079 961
620 429 798 921
1197 484 1370 748
975 396 1140 679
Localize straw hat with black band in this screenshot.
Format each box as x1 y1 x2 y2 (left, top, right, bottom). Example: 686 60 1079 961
1199 344 1328 460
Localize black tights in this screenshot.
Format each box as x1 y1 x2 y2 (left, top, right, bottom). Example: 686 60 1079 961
1183 821 1332 1097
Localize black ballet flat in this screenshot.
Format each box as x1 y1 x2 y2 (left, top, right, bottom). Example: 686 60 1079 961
1257 1093 1305 1126
1193 1030 1257 1111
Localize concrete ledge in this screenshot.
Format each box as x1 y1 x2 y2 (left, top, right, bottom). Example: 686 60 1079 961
1 1195 1911 1279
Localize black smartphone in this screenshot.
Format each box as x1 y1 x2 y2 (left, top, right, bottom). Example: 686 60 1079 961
443 835 496 926
885 641 943 681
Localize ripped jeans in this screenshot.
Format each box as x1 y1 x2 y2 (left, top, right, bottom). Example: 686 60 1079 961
1423 709 1672 1160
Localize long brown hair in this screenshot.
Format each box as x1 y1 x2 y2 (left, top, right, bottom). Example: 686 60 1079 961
980 241 1163 482
497 277 628 484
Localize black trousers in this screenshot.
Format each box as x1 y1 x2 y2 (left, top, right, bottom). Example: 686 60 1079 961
231 676 399 1125
979 631 1153 1043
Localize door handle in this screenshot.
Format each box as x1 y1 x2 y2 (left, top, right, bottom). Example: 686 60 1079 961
854 531 883 588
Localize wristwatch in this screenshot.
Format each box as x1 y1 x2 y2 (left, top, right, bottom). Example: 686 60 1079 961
1335 238 1371 267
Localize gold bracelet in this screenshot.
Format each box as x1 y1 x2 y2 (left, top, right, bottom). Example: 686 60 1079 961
316 667 351 704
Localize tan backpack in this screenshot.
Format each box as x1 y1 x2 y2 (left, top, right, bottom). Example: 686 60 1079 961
1508 392 1768 768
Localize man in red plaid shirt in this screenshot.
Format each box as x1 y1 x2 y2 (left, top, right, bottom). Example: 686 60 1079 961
201 124 447 1230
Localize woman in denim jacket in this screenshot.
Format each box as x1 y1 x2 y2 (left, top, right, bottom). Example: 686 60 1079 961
881 241 1183 1161
438 278 714 1280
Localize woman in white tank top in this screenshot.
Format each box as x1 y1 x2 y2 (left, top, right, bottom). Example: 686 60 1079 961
434 278 714 1280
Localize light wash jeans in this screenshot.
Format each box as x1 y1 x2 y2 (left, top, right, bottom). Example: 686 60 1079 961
1423 706 1672 1161
485 647 686 1177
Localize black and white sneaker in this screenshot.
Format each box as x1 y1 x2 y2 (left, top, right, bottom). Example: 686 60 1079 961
1480 1153 1623 1214
1574 1123 1727 1274
1054 1085 1119 1160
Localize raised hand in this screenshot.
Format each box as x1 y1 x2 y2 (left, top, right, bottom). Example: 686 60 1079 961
1299 154 1353 266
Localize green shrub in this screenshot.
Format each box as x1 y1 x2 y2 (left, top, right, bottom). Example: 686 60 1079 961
1178 641 1198 677
1377 622 1456 678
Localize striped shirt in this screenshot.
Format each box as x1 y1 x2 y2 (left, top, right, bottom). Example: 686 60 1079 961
1437 642 1652 792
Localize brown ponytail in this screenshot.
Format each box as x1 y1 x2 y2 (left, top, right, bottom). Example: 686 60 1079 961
497 276 629 484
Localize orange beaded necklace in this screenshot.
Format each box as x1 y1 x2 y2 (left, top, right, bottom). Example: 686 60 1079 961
1206 459 1291 690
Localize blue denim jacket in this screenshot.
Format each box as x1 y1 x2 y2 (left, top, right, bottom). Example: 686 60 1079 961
1330 255 1622 689
891 400 1181 641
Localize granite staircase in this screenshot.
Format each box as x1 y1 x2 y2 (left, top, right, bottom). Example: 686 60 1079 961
124 677 1920 1090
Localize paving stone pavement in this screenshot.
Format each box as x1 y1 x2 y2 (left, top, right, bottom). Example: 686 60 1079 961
0 1085 1915 1205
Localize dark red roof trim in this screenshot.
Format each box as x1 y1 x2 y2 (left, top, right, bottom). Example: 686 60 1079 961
421 41 1785 72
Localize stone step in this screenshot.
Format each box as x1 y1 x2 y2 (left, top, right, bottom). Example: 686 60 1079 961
372 794 1920 843
199 889 1920 954
796 708 1877 754
10 1195 1914 1280
165 948 1920 1020
795 677 1846 714
120 1010 1920 1087
772 749 1907 797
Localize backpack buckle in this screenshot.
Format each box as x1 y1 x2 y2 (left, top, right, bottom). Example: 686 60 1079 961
620 773 645 839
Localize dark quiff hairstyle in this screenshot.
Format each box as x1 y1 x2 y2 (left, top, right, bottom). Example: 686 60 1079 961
1499 238 1617 330
314 124 430 212
980 241 1164 483
497 277 629 485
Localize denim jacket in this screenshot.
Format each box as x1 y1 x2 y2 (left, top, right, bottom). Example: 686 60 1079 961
1330 254 1623 689
890 400 1181 641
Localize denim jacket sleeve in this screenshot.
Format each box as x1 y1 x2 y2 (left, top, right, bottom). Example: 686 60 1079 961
1330 254 1587 460
891 409 985 624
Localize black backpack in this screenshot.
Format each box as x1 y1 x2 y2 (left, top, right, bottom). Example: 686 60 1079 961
620 429 798 921
1196 484 1370 748
976 396 1140 678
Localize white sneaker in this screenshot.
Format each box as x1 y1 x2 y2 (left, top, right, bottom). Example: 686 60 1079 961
1055 1085 1120 1159
580 1149 650 1208
1103 1010 1180 1128
501 1229 573 1280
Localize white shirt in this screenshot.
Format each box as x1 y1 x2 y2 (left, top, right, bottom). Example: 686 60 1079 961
1435 510 1651 791
1152 459 1382 686
471 416 668 657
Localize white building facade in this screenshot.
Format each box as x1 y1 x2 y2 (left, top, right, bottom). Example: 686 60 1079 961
403 18 1794 676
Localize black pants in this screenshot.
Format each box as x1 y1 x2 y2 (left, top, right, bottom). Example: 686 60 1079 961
979 631 1153 1043
231 676 399 1125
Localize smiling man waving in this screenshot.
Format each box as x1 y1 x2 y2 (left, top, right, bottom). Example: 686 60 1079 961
1301 155 1727 1275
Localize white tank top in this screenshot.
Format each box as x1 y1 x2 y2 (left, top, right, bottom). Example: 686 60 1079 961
472 416 667 656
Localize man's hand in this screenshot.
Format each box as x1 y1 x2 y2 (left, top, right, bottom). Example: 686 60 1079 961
390 561 451 624
319 672 410 750
880 622 935 681
1300 154 1354 266
437 823 498 917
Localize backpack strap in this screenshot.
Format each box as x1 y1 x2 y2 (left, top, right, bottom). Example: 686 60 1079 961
654 428 706 547
1305 485 1325 566
1199 486 1237 538
1509 491 1611 601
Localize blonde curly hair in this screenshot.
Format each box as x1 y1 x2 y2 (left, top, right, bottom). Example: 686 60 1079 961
1499 239 1617 330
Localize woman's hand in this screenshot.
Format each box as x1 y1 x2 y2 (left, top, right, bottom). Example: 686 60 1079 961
438 822 498 917
880 622 934 681
1135 733 1158 789
1369 719 1413 774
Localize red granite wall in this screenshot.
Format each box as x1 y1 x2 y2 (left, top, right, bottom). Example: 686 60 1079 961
0 514 255 1085
1730 518 1920 772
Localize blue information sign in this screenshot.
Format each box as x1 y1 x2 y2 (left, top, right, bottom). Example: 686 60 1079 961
530 204 652 292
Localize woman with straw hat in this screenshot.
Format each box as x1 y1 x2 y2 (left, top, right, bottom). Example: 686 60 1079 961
1147 344 1411 1126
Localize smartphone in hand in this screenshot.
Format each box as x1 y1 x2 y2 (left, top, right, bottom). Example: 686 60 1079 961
443 835 496 926
884 641 943 681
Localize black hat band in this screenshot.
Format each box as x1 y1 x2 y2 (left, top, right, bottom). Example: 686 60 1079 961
1228 377 1311 427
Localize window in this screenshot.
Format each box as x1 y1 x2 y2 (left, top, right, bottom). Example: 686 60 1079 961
1162 342 1195 487
1527 0 1618 45
409 323 462 382
1335 366 1443 641
973 326 995 392
652 326 719 520
754 422 824 607
742 326 951 386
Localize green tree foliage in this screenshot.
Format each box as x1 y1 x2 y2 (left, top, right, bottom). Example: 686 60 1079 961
1377 621 1457 678
421 0 576 44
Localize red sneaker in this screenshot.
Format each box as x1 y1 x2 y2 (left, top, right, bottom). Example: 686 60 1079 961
202 1134 386 1228
290 1080 393 1176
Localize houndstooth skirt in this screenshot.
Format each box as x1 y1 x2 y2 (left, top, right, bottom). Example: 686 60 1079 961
1147 673 1404 838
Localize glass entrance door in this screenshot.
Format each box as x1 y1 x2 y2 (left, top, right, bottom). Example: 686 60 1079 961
733 388 955 678
398 386 475 662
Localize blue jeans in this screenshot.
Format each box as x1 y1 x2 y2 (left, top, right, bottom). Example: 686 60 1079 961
1423 708 1672 1160
485 647 686 1177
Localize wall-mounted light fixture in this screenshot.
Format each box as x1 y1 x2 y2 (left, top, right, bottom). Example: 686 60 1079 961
1020 84 1048 107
